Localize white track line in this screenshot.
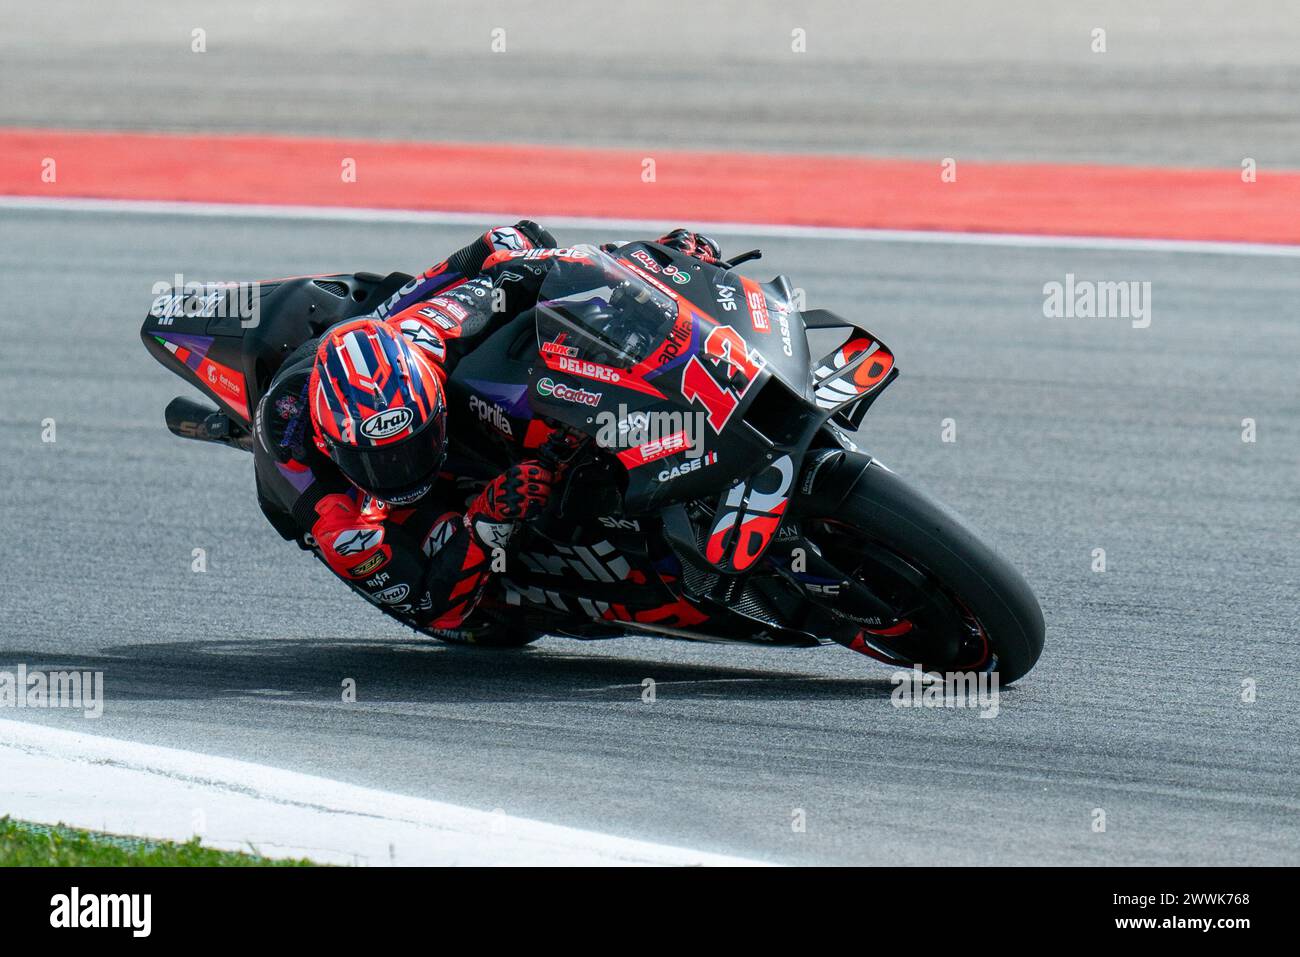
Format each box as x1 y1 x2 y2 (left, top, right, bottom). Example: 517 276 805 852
4 195 1299 257
0 720 769 866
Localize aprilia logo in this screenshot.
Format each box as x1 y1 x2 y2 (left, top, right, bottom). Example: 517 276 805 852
468 394 514 436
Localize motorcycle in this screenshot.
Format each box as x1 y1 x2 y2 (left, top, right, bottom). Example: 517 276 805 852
141 241 1045 683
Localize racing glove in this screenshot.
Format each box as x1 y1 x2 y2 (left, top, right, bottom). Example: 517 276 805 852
464 461 554 548
513 219 558 249
479 460 554 521
657 228 722 264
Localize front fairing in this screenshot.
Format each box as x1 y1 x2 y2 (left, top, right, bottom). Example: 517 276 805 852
527 243 897 517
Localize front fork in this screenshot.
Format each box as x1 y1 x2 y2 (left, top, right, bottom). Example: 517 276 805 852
763 535 902 632
777 449 913 652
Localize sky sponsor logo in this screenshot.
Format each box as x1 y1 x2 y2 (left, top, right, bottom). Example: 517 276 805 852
596 405 709 462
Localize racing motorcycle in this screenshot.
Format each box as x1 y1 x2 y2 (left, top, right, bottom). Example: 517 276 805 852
141 241 1045 683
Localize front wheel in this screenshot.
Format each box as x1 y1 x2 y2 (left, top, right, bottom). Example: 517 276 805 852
801 456 1045 684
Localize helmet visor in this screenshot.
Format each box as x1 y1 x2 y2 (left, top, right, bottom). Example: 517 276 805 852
329 421 446 503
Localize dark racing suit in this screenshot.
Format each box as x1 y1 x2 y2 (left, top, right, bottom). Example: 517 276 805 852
252 224 563 633
252 226 721 634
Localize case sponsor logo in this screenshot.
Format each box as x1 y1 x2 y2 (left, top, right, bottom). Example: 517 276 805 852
774 303 794 356
657 450 718 482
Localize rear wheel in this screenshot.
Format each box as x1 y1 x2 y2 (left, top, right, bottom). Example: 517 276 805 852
802 456 1044 684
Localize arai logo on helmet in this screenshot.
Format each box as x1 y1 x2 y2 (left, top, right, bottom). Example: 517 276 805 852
359 407 414 440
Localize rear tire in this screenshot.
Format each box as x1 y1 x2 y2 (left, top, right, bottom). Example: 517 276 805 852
803 456 1045 684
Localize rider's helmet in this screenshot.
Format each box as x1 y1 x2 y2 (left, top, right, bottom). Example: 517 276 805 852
308 319 447 505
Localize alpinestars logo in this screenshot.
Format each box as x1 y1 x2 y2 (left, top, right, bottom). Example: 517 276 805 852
399 319 447 360
333 528 383 556
422 515 459 557
490 227 526 250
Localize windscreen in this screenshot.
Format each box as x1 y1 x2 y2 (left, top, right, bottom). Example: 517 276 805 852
535 246 679 370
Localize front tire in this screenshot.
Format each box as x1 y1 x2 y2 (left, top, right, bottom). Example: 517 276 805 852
802 456 1045 684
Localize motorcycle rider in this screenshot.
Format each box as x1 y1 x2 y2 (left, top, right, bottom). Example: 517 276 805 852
253 223 722 636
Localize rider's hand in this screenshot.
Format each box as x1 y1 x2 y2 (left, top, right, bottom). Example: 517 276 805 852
657 229 722 264
469 461 554 523
539 428 586 467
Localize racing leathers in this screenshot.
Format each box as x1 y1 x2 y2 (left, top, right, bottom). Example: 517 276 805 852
252 224 722 633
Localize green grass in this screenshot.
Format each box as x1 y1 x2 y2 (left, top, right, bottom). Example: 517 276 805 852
0 817 317 866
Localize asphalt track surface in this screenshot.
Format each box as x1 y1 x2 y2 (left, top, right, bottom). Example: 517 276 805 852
5 0 1300 166
1 208 1296 865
